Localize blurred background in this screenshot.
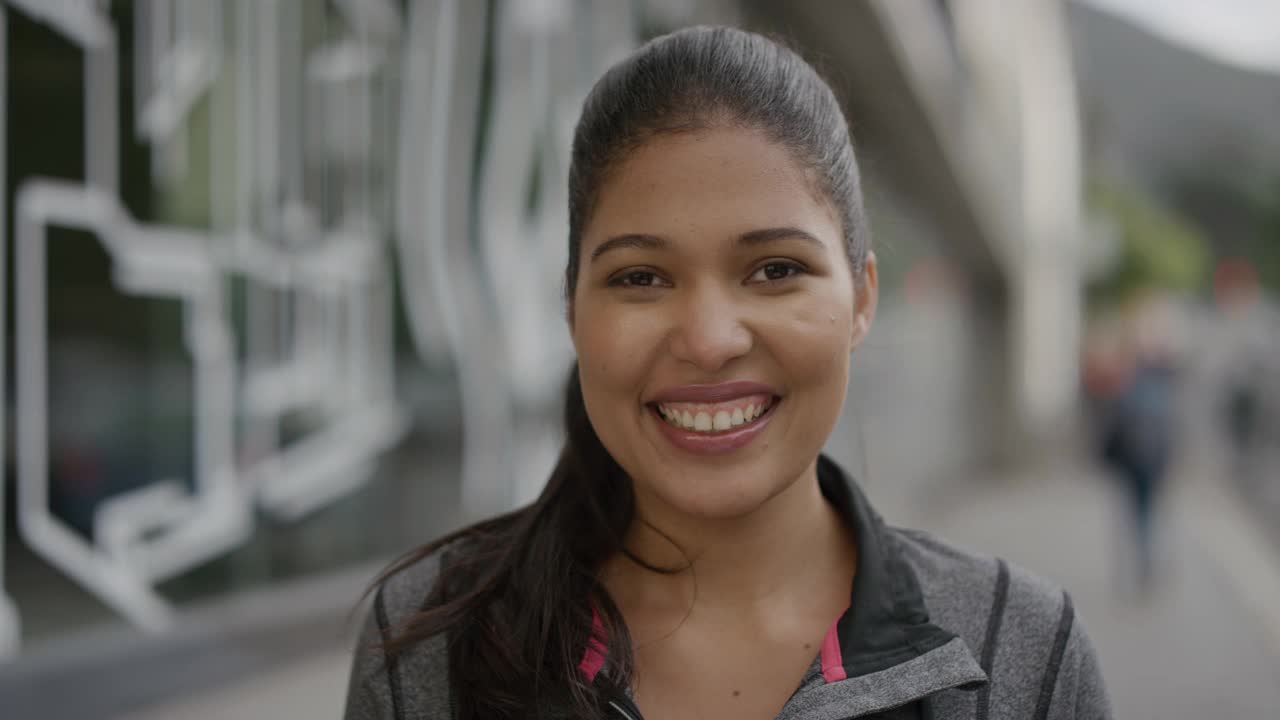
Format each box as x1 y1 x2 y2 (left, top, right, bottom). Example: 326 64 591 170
0 0 1277 718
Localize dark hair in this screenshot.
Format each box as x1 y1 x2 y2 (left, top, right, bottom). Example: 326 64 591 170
372 26 869 719
566 25 870 297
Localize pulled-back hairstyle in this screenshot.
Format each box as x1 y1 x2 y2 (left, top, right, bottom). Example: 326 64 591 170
372 26 870 719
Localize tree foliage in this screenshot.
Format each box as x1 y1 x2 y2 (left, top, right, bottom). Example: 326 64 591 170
1162 169 1280 292
1087 179 1210 307
1252 176 1280 290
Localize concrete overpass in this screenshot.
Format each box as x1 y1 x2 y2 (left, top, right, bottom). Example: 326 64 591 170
746 0 1086 462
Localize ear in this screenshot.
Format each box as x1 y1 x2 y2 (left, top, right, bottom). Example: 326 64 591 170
851 251 879 349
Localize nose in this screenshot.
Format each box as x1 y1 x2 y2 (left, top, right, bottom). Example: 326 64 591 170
667 284 754 372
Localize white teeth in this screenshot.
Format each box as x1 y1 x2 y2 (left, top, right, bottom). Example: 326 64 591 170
657 399 776 433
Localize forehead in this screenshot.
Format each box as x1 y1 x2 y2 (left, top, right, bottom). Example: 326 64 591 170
585 126 840 247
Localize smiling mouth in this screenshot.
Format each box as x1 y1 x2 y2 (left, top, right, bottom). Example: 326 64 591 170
650 396 780 434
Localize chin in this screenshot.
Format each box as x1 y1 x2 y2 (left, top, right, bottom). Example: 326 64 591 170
645 464 794 521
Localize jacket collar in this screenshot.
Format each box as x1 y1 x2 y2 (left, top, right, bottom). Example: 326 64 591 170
797 455 986 712
587 456 988 714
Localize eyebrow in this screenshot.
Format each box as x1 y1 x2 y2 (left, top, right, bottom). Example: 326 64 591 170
590 233 667 261
737 227 825 249
590 227 824 262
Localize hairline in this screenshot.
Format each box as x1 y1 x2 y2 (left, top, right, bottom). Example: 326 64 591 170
570 118 856 289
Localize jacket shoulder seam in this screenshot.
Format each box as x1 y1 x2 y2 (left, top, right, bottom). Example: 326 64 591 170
975 558 1011 720
374 584 406 720
1032 590 1075 720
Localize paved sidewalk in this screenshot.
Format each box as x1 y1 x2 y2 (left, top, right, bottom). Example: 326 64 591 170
124 647 353 720
912 460 1280 720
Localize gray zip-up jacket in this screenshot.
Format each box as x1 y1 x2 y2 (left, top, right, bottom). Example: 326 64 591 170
345 456 1112 719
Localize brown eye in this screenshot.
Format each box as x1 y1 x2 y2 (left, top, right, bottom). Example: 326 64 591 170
748 261 806 284
608 269 669 288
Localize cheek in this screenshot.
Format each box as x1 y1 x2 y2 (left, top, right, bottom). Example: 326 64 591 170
572 303 668 395
766 291 855 376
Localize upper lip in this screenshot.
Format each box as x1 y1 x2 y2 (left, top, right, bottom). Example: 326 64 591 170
648 381 779 405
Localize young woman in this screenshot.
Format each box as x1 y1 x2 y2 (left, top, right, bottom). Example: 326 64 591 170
346 26 1112 720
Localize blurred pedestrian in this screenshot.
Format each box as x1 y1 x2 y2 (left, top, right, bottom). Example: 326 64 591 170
1088 293 1181 594
1223 354 1265 483
1214 260 1274 488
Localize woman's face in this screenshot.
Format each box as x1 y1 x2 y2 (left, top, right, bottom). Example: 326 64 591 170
571 125 877 522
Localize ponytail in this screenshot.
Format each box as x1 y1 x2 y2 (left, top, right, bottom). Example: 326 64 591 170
370 363 637 718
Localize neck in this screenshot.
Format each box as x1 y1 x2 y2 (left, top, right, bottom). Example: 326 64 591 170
603 459 856 618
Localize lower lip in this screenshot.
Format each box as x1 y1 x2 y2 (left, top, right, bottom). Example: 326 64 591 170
649 400 779 456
